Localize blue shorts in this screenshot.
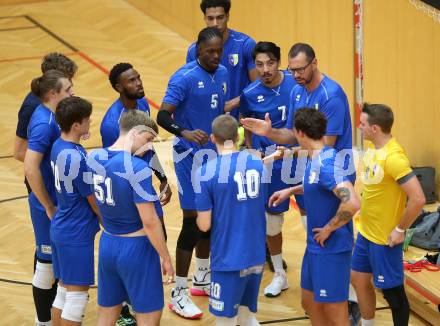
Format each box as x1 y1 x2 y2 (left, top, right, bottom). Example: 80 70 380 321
351 233 404 289
301 250 351 303
173 146 211 210
28 201 52 261
98 232 164 313
52 240 95 285
209 266 263 318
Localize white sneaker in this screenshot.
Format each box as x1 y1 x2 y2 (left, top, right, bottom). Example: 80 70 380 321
190 267 210 296
264 271 289 297
168 287 203 319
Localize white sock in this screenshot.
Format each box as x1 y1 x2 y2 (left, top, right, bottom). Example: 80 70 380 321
175 276 188 289
361 318 374 326
195 257 209 270
271 254 284 273
237 306 260 326
349 284 358 302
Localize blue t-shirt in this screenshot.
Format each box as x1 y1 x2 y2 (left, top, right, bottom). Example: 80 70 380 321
16 92 41 139
100 98 150 147
87 149 159 235
286 75 354 179
303 146 353 254
27 104 61 211
100 98 164 218
162 60 229 153
195 151 266 271
286 75 352 152
240 70 297 154
186 29 253 119
50 138 100 244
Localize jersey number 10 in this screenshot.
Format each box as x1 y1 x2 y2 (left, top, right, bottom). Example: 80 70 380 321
233 169 260 201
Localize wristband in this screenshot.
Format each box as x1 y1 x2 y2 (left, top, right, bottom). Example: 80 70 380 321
395 226 405 233
154 170 167 183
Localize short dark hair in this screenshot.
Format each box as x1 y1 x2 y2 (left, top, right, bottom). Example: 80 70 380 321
200 0 231 14
41 53 77 79
212 114 238 144
288 43 316 61
120 110 158 135
109 62 133 91
31 69 67 102
294 108 327 140
252 41 281 61
56 96 92 133
362 103 394 134
196 26 223 49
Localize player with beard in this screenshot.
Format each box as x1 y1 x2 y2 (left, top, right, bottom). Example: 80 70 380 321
240 42 300 298
241 43 360 323
100 62 172 325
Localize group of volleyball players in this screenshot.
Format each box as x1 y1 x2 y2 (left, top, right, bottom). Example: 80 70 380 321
15 0 426 325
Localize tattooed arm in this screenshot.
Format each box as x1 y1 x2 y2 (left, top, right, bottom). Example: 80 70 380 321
313 182 361 247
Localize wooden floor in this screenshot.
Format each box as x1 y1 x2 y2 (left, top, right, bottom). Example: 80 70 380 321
0 0 431 325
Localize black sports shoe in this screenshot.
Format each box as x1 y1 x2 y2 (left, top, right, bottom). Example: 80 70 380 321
348 300 361 326
116 304 136 325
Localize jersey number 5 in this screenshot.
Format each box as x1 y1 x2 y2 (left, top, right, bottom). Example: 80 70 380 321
93 174 115 206
233 169 260 201
211 94 218 109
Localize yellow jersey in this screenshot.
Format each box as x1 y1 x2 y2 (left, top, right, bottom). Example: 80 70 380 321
356 138 413 245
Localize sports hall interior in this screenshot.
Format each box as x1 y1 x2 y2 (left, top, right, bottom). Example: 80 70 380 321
0 0 439 324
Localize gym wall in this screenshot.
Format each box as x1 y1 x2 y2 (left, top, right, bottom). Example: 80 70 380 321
127 0 440 195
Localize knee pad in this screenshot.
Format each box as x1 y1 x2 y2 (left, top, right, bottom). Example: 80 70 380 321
266 213 284 236
300 215 307 231
52 285 67 310
177 217 200 251
32 261 54 289
61 291 89 323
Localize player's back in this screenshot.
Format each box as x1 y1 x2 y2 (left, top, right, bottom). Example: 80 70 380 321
303 146 354 254
196 151 267 271
88 148 158 235
50 138 99 244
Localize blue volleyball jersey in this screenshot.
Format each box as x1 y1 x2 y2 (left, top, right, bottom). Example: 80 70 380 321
16 92 41 139
303 146 353 254
50 138 100 244
27 104 61 211
87 149 159 235
100 98 150 148
195 151 266 271
240 70 297 154
286 75 352 151
100 98 163 217
162 60 229 152
186 29 255 120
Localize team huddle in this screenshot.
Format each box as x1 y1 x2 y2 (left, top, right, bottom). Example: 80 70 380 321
14 1 427 326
